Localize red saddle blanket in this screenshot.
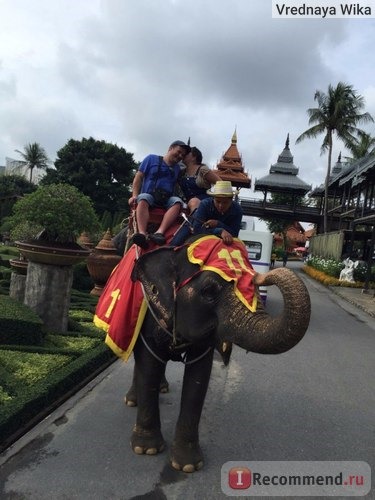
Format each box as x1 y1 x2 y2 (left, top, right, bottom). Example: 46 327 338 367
94 223 180 361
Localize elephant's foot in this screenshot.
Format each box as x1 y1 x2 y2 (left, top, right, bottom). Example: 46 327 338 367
159 374 169 394
131 425 166 455
169 439 203 473
124 377 170 406
124 384 137 407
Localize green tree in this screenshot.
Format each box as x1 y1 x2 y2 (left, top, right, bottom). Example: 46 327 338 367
101 210 112 230
9 183 100 243
41 137 137 218
0 174 36 220
15 142 50 183
261 193 306 250
265 219 290 250
344 130 375 162
296 82 373 233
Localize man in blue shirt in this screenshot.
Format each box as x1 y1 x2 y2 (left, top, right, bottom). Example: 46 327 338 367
129 140 190 249
192 180 243 245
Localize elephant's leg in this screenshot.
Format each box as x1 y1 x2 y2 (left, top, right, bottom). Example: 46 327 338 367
124 367 137 407
170 346 214 473
125 364 169 407
130 340 166 455
159 369 169 393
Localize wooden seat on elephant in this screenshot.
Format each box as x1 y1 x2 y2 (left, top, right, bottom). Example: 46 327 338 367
124 205 187 253
129 206 185 233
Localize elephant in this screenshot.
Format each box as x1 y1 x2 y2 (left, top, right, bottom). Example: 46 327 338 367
126 236 310 473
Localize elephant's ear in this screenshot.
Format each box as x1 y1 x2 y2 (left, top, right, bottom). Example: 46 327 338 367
131 247 179 325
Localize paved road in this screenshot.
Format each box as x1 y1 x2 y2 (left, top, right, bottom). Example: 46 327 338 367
0 262 374 499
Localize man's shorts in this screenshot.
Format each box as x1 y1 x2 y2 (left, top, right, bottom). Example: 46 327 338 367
137 193 183 209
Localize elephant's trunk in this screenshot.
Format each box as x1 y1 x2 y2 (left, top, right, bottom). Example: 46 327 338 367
221 268 310 354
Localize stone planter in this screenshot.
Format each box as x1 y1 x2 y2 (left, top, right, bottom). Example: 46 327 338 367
16 240 90 267
87 229 122 296
9 256 28 275
15 240 90 332
9 255 28 302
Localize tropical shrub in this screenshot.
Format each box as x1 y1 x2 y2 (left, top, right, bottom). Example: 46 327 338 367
353 263 375 282
8 183 101 243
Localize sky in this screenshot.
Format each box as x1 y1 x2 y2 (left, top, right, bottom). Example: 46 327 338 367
1 0 375 230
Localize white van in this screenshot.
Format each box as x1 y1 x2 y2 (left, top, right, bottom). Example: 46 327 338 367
238 228 273 305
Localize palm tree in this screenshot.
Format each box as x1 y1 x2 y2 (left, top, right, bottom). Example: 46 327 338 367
344 130 375 162
296 82 373 233
15 142 50 183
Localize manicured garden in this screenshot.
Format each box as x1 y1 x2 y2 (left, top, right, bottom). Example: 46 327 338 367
302 255 375 288
0 245 115 453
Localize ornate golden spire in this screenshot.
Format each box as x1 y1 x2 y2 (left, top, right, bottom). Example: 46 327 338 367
232 127 237 144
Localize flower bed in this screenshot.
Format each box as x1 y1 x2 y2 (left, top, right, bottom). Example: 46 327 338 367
303 255 374 289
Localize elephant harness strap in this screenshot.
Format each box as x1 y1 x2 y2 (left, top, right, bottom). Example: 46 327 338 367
139 280 212 365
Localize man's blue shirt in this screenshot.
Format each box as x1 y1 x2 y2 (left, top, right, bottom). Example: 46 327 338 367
139 154 181 194
193 197 243 237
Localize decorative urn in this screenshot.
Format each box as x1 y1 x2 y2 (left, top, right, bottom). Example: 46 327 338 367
86 229 122 296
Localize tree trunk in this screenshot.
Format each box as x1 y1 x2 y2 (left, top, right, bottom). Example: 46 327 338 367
323 132 333 233
24 261 73 332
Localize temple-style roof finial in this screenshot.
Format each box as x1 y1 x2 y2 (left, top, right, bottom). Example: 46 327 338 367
232 127 237 144
187 137 191 146
332 151 343 176
285 133 290 150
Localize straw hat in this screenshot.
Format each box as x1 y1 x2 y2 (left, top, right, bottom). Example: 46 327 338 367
207 180 239 197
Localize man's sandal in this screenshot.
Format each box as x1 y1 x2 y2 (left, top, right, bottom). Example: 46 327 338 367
132 233 149 250
149 232 166 246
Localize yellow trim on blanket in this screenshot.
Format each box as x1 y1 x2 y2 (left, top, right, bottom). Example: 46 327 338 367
104 298 148 362
93 315 110 332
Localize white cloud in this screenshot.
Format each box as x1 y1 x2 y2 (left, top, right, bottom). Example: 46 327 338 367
1 0 374 226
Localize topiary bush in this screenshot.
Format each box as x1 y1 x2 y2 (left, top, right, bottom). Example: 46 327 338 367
353 263 375 282
72 261 94 292
8 183 101 244
0 295 45 345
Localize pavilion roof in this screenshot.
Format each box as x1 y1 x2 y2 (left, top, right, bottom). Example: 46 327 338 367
254 134 311 194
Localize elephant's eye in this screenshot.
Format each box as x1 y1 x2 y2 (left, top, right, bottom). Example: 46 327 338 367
200 280 222 302
150 284 158 295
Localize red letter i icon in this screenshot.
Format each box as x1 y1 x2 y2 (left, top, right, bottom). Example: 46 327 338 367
228 467 251 489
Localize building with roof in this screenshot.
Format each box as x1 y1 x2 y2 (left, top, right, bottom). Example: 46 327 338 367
309 153 375 287
212 129 251 189
254 134 311 198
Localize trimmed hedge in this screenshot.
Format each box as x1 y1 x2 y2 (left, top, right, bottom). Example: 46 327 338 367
70 289 98 313
0 341 114 448
0 287 115 452
0 295 45 345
